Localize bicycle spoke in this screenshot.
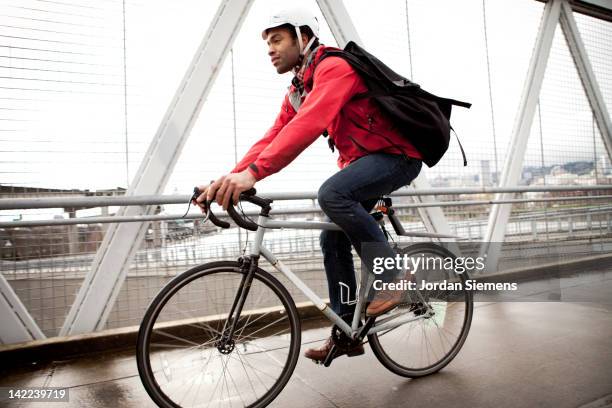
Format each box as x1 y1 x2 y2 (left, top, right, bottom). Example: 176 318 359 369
221 356 231 408
153 347 218 388
237 338 289 365
433 322 451 355
233 349 281 382
235 309 279 342
180 365 202 408
204 359 222 408
161 304 225 340
150 342 205 349
234 314 289 342
137 265 298 408
235 327 292 351
150 335 218 353
233 351 272 393
154 329 203 347
431 317 458 350
421 322 438 365
233 346 260 402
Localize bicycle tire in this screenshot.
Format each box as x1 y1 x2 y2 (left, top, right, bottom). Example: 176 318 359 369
137 261 301 408
368 243 473 378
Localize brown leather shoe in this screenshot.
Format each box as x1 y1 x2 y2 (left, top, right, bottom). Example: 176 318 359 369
304 337 365 361
366 286 403 316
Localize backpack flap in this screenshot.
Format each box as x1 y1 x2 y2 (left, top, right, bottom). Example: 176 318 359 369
320 41 471 167
376 94 451 167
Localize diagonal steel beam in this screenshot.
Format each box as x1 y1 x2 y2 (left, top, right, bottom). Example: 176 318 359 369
481 0 563 269
0 273 45 343
559 0 612 160
316 0 362 47
61 0 255 335
317 0 455 239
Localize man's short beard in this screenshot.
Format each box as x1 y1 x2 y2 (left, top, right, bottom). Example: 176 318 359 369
277 55 301 74
276 63 293 74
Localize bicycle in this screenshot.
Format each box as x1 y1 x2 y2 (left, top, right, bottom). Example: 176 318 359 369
136 188 473 408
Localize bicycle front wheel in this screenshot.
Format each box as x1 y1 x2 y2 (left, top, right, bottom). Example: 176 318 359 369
368 243 473 378
137 261 301 408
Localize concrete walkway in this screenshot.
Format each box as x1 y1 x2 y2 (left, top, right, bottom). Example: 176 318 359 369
2 276 611 408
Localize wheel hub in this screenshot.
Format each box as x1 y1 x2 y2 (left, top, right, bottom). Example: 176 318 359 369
217 339 235 354
410 302 429 316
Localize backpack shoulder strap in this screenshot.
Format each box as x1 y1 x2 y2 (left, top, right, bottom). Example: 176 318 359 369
450 125 468 166
321 49 471 109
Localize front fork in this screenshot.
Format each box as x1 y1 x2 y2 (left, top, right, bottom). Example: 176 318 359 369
216 255 258 353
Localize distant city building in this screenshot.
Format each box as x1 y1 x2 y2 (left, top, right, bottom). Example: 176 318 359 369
597 154 611 176
480 160 492 187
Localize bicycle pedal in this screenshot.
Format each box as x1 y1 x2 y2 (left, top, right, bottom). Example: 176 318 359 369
346 348 365 357
322 345 338 367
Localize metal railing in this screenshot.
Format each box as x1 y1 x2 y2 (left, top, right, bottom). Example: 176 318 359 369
2 185 612 227
1 186 611 340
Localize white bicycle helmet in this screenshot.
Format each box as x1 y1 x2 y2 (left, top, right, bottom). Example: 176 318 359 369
261 6 319 54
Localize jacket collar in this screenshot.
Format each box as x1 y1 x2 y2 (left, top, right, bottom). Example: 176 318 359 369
288 45 326 111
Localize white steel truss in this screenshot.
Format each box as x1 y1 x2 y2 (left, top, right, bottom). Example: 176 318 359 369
483 0 612 269
60 0 256 336
559 1 612 159
0 274 45 343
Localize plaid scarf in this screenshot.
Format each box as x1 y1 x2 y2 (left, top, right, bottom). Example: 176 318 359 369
289 45 321 111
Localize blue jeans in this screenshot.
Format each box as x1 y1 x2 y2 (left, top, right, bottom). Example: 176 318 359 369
318 153 422 317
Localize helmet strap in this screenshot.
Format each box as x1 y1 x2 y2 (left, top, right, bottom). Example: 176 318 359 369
302 36 316 55
295 26 317 56
295 26 304 54
293 27 317 73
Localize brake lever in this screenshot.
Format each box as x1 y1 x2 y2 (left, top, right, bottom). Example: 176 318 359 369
192 187 230 229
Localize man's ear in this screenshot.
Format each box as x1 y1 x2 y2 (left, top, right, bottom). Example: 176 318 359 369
301 32 309 47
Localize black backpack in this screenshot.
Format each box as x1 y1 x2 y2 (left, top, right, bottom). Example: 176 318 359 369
319 41 471 167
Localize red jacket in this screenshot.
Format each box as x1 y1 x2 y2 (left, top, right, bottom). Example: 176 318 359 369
232 46 422 180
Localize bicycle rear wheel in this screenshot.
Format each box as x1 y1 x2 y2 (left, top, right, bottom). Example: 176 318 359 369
137 261 301 408
368 243 473 378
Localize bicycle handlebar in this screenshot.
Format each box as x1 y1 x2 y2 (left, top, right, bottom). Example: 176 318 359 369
192 188 459 238
192 186 272 232
191 187 230 229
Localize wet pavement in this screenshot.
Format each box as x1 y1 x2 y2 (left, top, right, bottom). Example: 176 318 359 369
1 276 612 408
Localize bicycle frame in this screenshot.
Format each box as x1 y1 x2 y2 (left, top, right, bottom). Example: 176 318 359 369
138 193 474 407
244 214 432 340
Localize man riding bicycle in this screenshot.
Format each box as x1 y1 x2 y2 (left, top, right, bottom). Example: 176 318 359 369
195 6 423 362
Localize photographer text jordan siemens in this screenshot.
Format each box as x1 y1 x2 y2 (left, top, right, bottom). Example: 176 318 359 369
372 279 518 291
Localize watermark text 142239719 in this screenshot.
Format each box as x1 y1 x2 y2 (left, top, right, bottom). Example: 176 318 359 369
0 387 69 403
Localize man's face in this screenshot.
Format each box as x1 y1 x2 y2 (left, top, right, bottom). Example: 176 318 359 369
265 27 301 74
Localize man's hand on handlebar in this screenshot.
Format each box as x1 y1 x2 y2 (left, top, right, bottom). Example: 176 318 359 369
195 169 257 211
